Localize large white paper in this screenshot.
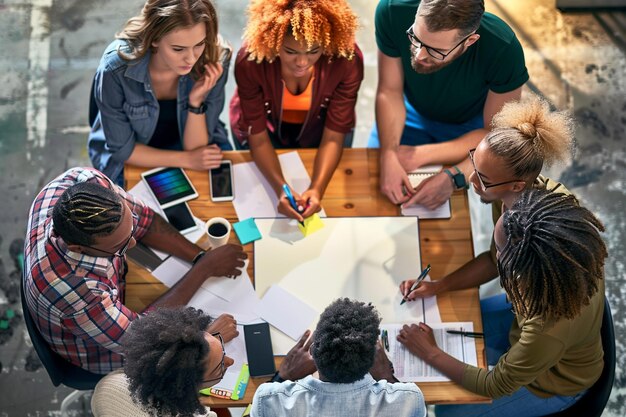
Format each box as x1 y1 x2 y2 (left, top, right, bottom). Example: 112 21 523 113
187 262 262 325
381 322 478 382
232 151 326 220
254 217 441 354
151 256 191 288
257 285 318 340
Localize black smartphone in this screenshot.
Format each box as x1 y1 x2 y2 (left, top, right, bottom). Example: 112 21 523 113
244 322 276 377
163 202 198 234
210 160 234 202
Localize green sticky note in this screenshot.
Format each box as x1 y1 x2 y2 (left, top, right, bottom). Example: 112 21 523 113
298 213 324 237
233 218 262 245
5 309 15 319
0 320 8 330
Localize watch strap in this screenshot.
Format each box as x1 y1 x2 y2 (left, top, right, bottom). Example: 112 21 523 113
192 250 206 265
188 102 207 114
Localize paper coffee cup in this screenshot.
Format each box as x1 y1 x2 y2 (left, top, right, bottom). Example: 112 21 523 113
205 217 231 248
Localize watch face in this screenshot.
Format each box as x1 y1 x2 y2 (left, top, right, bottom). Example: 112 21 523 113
454 173 467 189
189 102 206 114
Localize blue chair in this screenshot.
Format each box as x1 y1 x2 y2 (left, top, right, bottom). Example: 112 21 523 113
20 278 104 390
546 297 615 417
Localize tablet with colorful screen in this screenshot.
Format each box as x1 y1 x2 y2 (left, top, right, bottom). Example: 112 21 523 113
141 167 198 209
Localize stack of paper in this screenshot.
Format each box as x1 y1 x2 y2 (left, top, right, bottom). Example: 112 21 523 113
402 165 451 219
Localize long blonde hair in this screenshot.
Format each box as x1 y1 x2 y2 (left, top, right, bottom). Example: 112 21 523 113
485 95 574 181
116 0 226 79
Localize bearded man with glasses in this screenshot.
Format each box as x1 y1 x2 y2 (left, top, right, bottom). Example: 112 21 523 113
372 0 528 211
23 167 246 375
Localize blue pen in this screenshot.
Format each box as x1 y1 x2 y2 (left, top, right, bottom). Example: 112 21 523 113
400 264 431 306
282 184 304 225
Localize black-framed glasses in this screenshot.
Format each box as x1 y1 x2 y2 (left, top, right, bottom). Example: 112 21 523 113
468 148 521 190
202 332 226 385
82 212 138 258
406 26 472 61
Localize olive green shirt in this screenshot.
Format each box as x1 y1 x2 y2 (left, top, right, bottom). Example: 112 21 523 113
466 176 604 398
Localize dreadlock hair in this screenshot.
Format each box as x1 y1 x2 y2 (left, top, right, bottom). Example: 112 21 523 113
52 182 123 246
242 0 358 63
123 307 212 417
485 94 574 182
311 298 381 383
116 0 227 81
498 189 607 321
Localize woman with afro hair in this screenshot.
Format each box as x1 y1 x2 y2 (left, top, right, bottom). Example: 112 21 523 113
229 0 364 222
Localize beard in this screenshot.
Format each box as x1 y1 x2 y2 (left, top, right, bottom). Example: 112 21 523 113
409 45 463 74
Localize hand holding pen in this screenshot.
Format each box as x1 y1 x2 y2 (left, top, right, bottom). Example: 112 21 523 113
280 184 305 225
400 264 431 305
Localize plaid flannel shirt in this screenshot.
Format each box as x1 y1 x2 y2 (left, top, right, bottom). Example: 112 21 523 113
23 167 154 374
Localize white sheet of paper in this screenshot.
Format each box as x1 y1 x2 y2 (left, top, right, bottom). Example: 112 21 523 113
257 285 318 340
401 201 451 219
381 322 478 382
199 260 251 302
232 151 326 220
187 262 262 325
254 217 441 354
151 256 191 288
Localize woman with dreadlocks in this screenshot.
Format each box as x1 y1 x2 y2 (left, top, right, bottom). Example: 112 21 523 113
229 0 363 223
398 188 607 417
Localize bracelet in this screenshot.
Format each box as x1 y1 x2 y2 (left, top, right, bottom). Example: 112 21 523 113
270 371 285 383
192 250 206 265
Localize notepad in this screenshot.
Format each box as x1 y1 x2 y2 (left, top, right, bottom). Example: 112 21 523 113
233 218 262 245
298 213 324 237
407 165 442 189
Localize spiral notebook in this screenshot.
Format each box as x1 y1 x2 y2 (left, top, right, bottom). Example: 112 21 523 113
402 165 451 219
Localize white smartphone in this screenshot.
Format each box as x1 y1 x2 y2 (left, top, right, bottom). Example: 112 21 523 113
163 202 198 235
209 160 234 202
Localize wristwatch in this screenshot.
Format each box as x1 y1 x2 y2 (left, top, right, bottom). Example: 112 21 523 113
192 250 206 265
188 102 207 115
443 166 468 190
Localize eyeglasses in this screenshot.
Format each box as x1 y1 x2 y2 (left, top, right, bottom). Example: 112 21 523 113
406 26 472 61
82 212 138 258
202 332 226 385
468 148 521 191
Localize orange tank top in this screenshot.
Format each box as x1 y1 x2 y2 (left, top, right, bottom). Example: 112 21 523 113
282 72 314 124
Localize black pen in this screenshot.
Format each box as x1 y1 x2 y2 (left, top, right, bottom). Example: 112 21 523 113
446 330 484 338
400 264 431 306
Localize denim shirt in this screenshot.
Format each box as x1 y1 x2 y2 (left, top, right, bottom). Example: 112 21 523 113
251 374 427 417
88 39 232 181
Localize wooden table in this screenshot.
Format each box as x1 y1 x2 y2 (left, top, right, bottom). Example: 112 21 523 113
125 148 490 406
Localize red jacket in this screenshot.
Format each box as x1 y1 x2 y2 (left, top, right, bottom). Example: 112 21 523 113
229 44 364 148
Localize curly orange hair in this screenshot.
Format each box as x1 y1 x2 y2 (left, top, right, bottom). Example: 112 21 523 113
243 0 358 63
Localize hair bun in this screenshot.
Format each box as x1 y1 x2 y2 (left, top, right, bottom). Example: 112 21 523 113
517 122 537 138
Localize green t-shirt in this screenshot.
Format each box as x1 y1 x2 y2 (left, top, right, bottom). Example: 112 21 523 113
375 0 529 123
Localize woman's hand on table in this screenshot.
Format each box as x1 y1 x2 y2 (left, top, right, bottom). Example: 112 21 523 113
206 313 239 342
397 322 440 361
185 144 223 170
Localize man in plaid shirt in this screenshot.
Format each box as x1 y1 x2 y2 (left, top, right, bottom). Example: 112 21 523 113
23 167 246 374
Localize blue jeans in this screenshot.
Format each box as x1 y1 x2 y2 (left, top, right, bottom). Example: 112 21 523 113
434 294 584 417
435 387 585 417
367 97 484 147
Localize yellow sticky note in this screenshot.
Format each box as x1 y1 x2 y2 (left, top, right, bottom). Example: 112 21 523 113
298 213 324 237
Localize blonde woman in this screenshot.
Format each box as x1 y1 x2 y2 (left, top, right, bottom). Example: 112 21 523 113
88 0 232 185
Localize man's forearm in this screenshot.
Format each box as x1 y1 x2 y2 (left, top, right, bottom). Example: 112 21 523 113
415 128 487 166
140 213 202 262
375 90 406 153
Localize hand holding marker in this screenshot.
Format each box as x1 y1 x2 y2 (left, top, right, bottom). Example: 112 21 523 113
400 264 431 305
282 184 304 226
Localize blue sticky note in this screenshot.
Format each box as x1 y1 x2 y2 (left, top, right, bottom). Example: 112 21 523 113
233 218 262 245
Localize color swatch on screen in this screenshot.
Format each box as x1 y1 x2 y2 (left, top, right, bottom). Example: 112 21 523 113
143 167 197 206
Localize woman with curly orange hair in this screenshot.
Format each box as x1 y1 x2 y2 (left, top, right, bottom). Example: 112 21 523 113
229 0 364 221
